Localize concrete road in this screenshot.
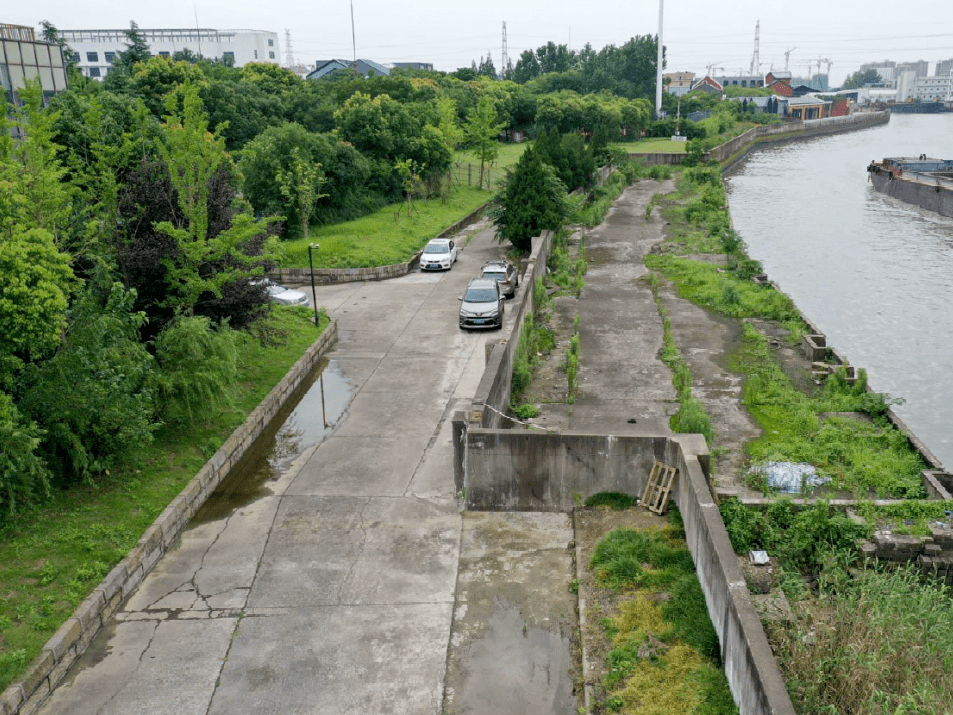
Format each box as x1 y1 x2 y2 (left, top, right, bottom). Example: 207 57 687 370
36 220 528 715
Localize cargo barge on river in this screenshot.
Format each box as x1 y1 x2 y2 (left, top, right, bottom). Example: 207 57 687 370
867 156 953 218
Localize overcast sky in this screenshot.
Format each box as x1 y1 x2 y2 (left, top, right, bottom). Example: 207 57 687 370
8 0 953 85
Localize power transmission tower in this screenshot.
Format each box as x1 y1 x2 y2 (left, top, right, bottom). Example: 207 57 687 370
749 20 760 76
284 29 294 69
501 21 509 80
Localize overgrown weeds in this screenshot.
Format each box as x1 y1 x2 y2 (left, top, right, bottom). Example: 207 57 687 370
590 520 736 714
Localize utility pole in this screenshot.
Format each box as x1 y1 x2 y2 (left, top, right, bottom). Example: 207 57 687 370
351 0 358 79
501 21 509 80
655 0 664 118
284 29 294 69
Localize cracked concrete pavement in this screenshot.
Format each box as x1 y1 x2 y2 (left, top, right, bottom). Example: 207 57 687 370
36 218 551 715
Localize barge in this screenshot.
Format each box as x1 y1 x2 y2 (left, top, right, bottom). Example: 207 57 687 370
867 156 953 218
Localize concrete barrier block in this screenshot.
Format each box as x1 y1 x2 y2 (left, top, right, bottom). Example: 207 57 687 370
19 680 51 715
0 684 25 715
44 618 82 662
19 650 53 702
73 590 105 631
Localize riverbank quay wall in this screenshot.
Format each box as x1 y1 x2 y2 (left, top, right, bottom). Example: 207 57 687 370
628 112 890 169
452 227 796 715
0 324 339 715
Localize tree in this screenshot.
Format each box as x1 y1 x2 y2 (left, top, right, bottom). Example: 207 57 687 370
0 227 74 385
464 95 505 189
276 148 327 239
104 21 152 90
536 42 576 74
152 82 276 316
511 50 541 84
0 81 72 244
491 146 567 253
842 69 883 90
18 278 156 485
477 53 497 79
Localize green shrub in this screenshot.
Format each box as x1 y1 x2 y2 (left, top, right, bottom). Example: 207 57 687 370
153 315 240 426
585 492 638 509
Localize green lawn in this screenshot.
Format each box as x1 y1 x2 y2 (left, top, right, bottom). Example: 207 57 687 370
281 143 528 269
0 306 328 692
618 138 689 154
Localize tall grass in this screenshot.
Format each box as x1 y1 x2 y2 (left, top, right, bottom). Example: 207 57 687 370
767 561 953 715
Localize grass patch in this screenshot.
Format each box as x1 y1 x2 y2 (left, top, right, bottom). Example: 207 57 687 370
282 144 528 269
591 519 736 714
729 324 925 497
0 305 326 692
585 492 639 509
616 138 688 154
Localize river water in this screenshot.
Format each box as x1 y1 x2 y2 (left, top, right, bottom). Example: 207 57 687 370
726 112 953 470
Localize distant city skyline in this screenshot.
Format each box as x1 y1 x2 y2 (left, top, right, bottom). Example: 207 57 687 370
6 0 952 85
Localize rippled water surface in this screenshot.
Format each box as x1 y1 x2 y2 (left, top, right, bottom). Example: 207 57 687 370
726 113 953 469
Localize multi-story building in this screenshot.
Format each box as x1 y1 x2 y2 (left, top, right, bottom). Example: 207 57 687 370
936 59 953 77
1 23 68 105
914 74 953 101
58 27 280 79
663 71 695 96
896 60 929 78
714 73 765 89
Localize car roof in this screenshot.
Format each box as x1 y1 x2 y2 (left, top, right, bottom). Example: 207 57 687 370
482 259 510 268
426 238 453 246
467 278 499 289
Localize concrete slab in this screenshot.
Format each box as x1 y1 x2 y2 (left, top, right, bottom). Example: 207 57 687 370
209 603 452 715
285 436 428 496
247 496 459 608
40 618 236 715
332 397 445 439
124 496 279 613
444 512 578 715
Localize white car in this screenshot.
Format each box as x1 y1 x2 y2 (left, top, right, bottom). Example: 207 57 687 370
255 279 309 306
420 238 457 271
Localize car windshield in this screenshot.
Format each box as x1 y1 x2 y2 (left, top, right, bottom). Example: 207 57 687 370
464 288 498 302
482 270 506 281
424 244 449 254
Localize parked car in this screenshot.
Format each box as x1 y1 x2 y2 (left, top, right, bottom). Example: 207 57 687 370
480 260 519 298
420 238 457 271
254 279 309 306
459 278 504 330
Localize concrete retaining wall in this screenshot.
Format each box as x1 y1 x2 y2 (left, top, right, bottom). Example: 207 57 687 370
0 323 339 715
454 424 795 715
267 203 489 285
467 229 553 430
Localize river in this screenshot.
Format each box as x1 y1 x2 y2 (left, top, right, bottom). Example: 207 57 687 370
726 112 953 471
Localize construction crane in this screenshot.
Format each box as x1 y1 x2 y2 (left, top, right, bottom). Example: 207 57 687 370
705 62 722 77
784 47 797 71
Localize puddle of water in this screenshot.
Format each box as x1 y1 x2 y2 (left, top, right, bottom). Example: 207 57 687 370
192 359 353 524
454 605 576 715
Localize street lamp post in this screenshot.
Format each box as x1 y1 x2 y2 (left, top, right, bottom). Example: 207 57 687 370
307 242 320 327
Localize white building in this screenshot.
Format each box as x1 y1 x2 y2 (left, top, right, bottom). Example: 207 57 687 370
914 74 953 101
58 28 280 79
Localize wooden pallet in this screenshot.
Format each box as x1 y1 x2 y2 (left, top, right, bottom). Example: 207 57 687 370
641 460 678 514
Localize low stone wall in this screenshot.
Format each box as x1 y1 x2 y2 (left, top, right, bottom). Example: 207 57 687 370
453 424 795 715
268 203 489 285
0 322 339 715
626 152 686 166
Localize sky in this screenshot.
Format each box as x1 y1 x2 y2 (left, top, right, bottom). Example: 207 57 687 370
7 0 953 85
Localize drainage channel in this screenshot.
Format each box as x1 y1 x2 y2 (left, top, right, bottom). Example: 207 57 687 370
192 358 354 525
